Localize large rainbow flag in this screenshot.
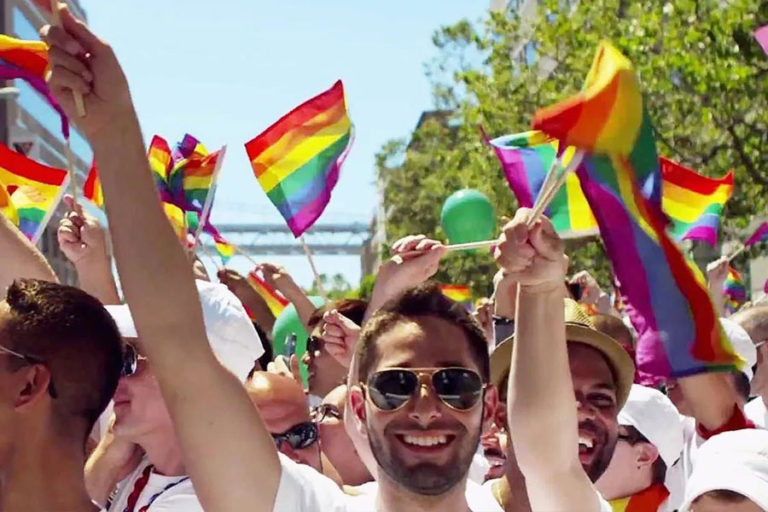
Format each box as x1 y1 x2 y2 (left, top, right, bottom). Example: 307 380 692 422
0 35 69 138
247 271 289 317
534 41 740 378
245 80 353 237
0 143 68 242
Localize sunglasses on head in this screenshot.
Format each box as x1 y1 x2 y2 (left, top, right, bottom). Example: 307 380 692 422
312 403 343 423
363 367 486 412
121 344 148 378
271 421 318 450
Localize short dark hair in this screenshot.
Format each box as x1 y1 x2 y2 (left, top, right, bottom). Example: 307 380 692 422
0 279 123 438
693 489 748 504
308 299 368 329
622 425 667 484
355 282 489 383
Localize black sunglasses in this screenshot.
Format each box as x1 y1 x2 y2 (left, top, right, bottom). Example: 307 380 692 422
121 344 148 378
307 336 322 355
364 367 486 412
271 421 319 450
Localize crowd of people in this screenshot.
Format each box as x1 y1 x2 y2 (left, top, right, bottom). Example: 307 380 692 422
0 5 766 511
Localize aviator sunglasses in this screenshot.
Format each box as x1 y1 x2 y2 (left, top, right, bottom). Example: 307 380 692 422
271 421 319 450
362 367 486 412
121 344 148 377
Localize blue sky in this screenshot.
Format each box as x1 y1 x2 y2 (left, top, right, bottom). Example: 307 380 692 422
81 0 489 288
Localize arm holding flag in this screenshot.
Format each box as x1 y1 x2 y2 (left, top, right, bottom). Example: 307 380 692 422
706 257 729 317
256 262 316 330
217 268 276 332
0 204 57 294
43 10 279 511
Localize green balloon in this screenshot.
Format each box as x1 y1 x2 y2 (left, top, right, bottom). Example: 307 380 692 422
441 189 496 244
271 296 326 385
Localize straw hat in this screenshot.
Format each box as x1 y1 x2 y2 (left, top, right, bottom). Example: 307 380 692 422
490 298 635 408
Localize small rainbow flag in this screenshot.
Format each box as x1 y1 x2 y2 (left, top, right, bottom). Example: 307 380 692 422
215 240 235 264
440 285 472 303
0 35 69 138
162 202 187 243
83 160 103 208
745 221 768 247
168 135 224 213
535 41 740 378
723 266 747 307
0 143 68 242
247 271 289 317
245 80 353 237
660 158 733 245
149 136 174 204
486 130 598 238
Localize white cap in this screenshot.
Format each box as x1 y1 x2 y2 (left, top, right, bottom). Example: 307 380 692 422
681 429 768 511
618 384 684 467
721 318 756 382
106 280 264 381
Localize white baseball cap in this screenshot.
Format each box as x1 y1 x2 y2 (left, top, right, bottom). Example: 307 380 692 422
618 384 684 467
106 280 264 381
721 318 756 382
681 429 768 511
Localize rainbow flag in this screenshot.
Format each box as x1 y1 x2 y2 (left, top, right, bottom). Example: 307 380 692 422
660 158 733 245
745 221 768 247
162 201 187 243
245 80 353 237
167 135 224 213
0 143 68 242
535 41 740 378
440 285 472 303
723 266 747 310
0 181 19 227
247 271 289 317
0 36 69 138
149 136 174 204
83 160 103 208
215 239 235 264
486 130 598 237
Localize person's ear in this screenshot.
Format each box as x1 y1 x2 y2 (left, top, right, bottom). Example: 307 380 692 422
349 385 368 431
13 364 52 410
635 442 660 470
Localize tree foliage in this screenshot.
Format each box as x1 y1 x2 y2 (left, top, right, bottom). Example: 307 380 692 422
377 0 768 295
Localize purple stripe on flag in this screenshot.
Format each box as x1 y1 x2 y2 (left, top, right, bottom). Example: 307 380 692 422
681 225 717 246
745 222 768 247
0 62 69 139
756 25 768 56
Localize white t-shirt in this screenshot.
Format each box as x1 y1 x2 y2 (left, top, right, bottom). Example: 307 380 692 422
274 455 503 511
481 478 612 512
746 397 768 428
107 458 203 512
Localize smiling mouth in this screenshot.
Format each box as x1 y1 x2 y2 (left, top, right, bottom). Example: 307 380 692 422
578 435 596 459
396 433 455 451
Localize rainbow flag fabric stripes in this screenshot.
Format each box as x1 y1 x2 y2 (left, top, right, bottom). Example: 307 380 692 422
745 221 768 247
168 135 223 213
83 161 103 208
245 80 353 237
535 42 740 378
660 158 733 245
487 130 598 237
0 36 69 138
215 240 235 265
149 136 174 204
247 271 289 317
440 285 472 303
723 266 747 314
0 143 68 242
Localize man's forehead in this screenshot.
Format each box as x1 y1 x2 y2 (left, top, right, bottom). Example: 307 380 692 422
567 342 616 389
373 316 478 370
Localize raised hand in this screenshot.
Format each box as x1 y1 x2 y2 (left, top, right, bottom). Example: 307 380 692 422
255 262 297 293
570 270 602 305
41 4 132 139
321 310 361 369
57 195 109 266
706 257 729 287
494 208 567 291
217 268 250 294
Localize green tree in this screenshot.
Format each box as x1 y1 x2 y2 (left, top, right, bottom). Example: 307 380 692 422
306 272 353 300
377 0 768 294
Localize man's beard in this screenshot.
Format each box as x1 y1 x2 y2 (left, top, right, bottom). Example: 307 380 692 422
368 421 480 496
582 424 618 483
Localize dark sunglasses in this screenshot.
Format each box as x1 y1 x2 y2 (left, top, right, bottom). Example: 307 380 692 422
121 344 148 377
271 421 318 450
312 403 343 422
0 343 57 398
364 367 486 412
307 336 322 355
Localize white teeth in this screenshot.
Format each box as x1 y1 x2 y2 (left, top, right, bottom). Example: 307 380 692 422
578 436 594 449
402 434 448 447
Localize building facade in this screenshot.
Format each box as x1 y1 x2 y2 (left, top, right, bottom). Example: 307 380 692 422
2 0 91 284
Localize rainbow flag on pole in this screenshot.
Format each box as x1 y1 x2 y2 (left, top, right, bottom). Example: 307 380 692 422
723 266 747 305
245 80 353 237
0 143 68 242
167 134 224 213
486 130 597 238
83 160 103 208
534 41 741 378
745 222 768 247
247 271 289 317
0 35 69 138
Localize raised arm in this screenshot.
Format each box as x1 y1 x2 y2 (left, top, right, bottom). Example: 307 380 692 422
496 209 600 511
257 262 316 329
0 205 57 293
57 195 120 304
43 8 279 511
706 257 728 317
